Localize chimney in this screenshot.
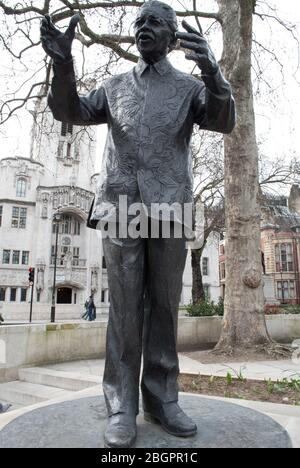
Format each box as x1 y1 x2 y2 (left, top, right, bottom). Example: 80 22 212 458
288 185 300 214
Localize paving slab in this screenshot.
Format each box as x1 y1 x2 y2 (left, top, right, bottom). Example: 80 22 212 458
178 355 300 381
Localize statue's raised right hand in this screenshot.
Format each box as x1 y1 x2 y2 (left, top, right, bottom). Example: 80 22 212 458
40 14 80 63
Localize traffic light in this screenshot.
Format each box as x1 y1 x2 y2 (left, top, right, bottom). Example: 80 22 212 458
28 267 35 285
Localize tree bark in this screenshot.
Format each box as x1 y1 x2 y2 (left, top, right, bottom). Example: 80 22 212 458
192 247 205 304
214 0 272 353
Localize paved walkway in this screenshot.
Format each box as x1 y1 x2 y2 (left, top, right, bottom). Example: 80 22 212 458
179 354 300 381
44 354 300 382
1 354 300 447
1 384 299 448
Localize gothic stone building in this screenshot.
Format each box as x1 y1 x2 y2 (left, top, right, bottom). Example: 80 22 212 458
0 94 110 321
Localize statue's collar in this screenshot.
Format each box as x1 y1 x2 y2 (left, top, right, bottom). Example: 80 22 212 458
136 57 172 76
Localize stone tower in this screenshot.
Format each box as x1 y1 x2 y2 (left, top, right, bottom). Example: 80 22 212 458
289 185 300 214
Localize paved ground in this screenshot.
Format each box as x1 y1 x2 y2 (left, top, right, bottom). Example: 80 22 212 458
1 353 300 447
1 384 299 448
179 353 300 381
44 353 300 382
2 317 108 325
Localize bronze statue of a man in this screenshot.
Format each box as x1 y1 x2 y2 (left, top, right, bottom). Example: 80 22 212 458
41 0 235 448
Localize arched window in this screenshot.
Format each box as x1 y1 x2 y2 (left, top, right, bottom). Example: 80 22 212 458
16 178 27 197
61 122 73 137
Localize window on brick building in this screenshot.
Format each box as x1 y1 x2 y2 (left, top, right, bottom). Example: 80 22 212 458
275 243 294 272
277 280 296 301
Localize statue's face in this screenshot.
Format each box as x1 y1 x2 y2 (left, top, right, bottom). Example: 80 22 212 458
134 7 174 62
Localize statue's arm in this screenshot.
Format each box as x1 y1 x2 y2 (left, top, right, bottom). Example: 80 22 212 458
176 20 236 135
41 15 107 125
48 60 107 125
192 69 236 135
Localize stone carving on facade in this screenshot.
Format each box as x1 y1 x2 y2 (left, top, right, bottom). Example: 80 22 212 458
289 185 300 214
91 266 99 293
14 161 31 190
63 251 73 281
0 271 28 286
70 186 76 205
36 260 46 291
71 271 87 287
41 192 50 218
50 186 93 214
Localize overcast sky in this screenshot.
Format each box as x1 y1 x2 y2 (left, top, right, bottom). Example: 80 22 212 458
0 0 299 174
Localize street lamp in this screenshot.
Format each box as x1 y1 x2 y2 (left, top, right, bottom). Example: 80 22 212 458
51 211 62 323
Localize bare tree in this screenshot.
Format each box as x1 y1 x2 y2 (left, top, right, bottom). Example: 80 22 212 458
214 0 294 356
191 131 224 304
0 1 221 124
191 130 300 306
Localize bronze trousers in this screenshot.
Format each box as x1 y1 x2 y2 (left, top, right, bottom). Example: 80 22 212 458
102 223 187 416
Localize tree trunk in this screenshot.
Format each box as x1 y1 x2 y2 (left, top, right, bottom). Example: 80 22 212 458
214 0 272 353
192 248 205 304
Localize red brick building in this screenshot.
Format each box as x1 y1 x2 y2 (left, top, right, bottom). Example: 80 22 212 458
220 185 300 305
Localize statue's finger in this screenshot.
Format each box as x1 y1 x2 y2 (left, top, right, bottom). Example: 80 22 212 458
185 52 199 62
65 14 80 39
182 19 203 37
179 40 205 53
176 32 205 43
41 18 49 29
44 14 57 31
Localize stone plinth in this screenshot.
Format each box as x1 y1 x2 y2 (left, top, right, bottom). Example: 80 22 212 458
0 395 292 449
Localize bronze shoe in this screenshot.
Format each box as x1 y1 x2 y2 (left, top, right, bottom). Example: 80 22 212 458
144 401 197 438
104 413 137 448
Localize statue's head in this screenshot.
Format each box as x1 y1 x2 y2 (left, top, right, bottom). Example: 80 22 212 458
134 1 178 63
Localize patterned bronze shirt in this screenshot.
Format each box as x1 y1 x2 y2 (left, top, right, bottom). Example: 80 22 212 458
48 57 235 226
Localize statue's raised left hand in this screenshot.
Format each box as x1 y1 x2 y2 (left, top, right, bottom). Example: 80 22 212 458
40 14 80 64
176 20 219 75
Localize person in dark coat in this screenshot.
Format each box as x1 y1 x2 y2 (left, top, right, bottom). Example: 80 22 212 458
0 403 11 413
84 296 96 322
